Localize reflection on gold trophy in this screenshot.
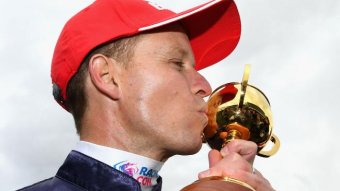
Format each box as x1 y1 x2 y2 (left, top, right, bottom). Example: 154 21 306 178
181 65 280 191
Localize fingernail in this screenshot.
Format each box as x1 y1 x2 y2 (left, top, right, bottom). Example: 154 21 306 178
221 147 229 157
198 170 210 178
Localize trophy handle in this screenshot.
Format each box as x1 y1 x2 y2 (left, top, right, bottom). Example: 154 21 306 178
257 134 280 157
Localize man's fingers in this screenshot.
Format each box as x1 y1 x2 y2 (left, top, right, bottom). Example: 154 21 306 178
200 140 257 179
208 149 223 168
221 139 257 164
199 152 253 179
198 150 222 178
199 140 274 190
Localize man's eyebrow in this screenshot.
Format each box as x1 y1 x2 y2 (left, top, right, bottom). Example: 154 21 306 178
167 46 188 56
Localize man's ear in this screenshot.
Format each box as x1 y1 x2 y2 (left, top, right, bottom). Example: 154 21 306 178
88 54 120 100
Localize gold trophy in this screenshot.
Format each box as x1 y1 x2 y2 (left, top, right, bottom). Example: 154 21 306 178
181 65 280 191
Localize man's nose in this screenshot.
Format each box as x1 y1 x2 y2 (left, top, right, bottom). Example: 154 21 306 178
193 71 212 98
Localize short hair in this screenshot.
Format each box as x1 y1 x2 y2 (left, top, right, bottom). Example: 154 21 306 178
65 36 139 134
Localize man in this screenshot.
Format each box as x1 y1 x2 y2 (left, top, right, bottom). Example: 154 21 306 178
20 0 274 190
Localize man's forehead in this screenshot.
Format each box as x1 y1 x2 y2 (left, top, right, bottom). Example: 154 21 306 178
127 28 194 67
135 25 192 54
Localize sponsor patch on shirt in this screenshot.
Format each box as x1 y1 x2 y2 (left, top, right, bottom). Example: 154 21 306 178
113 160 159 186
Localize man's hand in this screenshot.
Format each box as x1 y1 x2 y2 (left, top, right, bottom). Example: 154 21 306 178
198 140 274 191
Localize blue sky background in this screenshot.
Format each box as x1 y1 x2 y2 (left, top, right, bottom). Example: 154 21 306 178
0 0 339 190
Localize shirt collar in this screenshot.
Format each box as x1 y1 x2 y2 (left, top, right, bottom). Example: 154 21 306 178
74 141 164 191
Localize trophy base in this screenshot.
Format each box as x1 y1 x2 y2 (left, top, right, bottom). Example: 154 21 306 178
180 176 255 191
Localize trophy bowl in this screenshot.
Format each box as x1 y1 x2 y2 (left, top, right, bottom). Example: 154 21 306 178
180 65 279 191
203 82 280 157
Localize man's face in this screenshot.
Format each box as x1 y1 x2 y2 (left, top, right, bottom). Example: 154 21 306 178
116 24 212 160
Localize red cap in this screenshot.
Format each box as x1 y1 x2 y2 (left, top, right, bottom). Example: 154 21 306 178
51 0 241 108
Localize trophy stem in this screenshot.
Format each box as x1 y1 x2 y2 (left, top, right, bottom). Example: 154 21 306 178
222 123 250 148
222 129 241 147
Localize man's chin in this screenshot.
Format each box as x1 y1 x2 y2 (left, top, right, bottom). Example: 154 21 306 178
177 141 203 156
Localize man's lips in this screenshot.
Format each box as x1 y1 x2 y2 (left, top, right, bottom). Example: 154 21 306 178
198 105 208 127
199 104 208 115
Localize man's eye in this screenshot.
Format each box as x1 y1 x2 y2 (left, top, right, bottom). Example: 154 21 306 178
174 61 184 67
169 59 184 70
